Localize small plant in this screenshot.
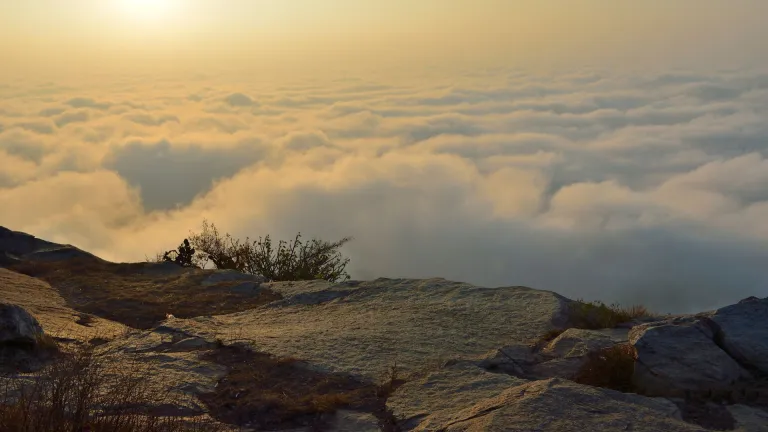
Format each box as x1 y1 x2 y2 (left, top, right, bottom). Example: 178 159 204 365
573 343 637 392
0 344 215 431
568 299 651 329
181 219 353 283
162 239 197 268
199 345 379 430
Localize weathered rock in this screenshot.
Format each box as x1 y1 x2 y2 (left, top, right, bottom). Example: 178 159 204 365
476 343 538 377
526 328 630 380
201 269 266 286
630 316 752 395
95 332 228 415
414 377 704 432
138 261 190 276
0 303 44 346
476 328 632 381
0 268 126 342
0 303 57 372
24 245 100 262
542 328 628 359
0 226 60 258
173 337 216 351
0 251 21 266
3 227 767 431
727 404 768 432
387 361 528 430
328 410 381 432
0 226 98 263
710 296 768 375
159 278 573 381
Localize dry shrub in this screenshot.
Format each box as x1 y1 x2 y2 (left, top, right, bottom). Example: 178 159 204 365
568 300 652 329
200 345 399 431
0 333 59 374
0 344 216 432
573 343 637 392
185 219 353 283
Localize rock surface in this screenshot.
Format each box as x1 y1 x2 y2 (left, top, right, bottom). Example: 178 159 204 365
0 302 44 346
728 404 768 432
387 361 529 430
0 226 61 258
161 278 573 381
0 302 56 372
630 316 753 395
0 226 100 263
528 327 629 380
1 226 767 431
0 268 126 341
710 296 768 375
422 378 704 432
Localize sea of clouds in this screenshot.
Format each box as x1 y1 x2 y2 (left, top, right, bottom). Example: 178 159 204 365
1 67 768 313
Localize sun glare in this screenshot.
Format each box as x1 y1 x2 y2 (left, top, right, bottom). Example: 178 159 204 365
115 0 178 25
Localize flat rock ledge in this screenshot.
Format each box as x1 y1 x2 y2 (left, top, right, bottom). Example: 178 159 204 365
1 226 767 431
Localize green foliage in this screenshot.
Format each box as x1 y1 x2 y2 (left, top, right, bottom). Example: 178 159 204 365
568 299 651 329
162 239 197 268
185 219 353 283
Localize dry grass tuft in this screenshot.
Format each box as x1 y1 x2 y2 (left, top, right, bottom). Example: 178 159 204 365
0 344 217 431
568 300 652 330
200 344 402 431
7 257 282 329
573 343 637 392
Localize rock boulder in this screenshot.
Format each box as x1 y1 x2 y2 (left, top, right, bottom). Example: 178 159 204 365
0 303 56 372
710 296 768 375
0 303 44 346
630 316 752 396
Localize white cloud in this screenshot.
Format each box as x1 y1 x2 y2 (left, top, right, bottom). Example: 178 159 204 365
2 69 768 314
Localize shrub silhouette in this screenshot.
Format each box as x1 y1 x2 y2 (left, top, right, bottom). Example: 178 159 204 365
568 299 651 329
176 220 352 283
0 343 216 431
162 239 197 268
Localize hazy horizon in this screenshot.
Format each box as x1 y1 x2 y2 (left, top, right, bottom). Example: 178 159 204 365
2 0 768 314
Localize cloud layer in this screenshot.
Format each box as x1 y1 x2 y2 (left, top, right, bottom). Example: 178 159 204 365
2 68 768 314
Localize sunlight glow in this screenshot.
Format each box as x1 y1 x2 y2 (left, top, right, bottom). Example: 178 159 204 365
114 0 178 25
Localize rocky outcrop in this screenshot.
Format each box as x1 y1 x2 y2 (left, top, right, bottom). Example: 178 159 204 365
630 316 753 395
0 226 98 263
160 278 573 381
710 296 768 375
0 226 60 258
529 328 629 380
387 361 529 430
626 297 768 400
0 303 56 372
0 226 766 431
0 268 126 341
392 375 705 432
0 303 44 346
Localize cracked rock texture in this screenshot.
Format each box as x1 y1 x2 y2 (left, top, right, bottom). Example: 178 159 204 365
1 226 767 431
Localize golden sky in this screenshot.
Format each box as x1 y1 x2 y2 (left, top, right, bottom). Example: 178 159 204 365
2 1 768 313
3 0 767 76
